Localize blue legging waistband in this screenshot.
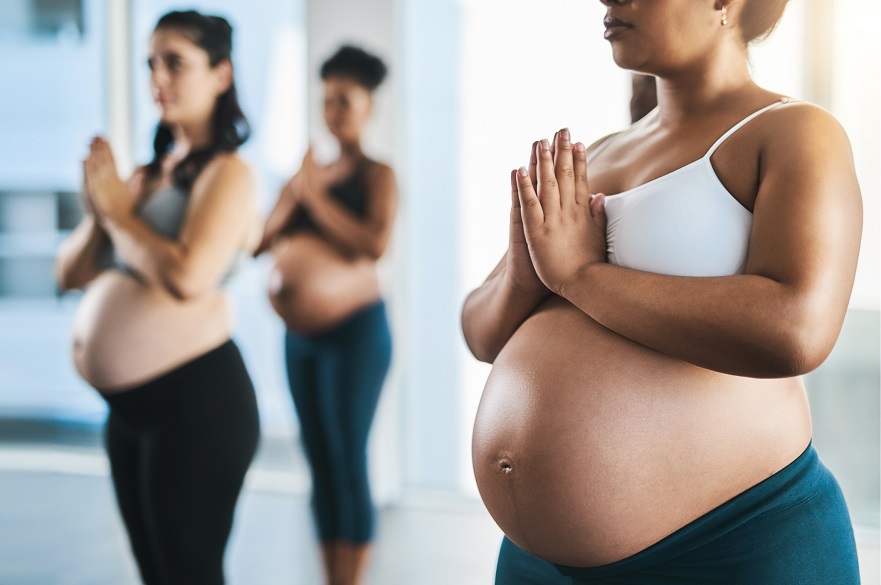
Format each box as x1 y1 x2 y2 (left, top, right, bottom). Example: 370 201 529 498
496 443 859 584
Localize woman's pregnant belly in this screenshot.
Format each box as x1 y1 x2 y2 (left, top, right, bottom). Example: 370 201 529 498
472 295 812 567
267 233 380 334
72 271 232 393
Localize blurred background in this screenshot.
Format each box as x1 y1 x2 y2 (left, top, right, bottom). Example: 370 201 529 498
0 0 877 583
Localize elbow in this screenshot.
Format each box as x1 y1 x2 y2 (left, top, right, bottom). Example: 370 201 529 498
363 237 387 261
469 343 498 365
163 266 208 302
461 306 499 364
772 327 833 377
462 331 497 364
164 276 204 302
760 305 836 377
54 259 82 292
55 264 73 292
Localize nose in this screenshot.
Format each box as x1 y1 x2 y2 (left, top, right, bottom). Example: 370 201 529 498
151 65 170 89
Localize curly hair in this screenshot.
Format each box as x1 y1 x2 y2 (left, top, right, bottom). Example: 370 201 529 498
320 45 388 91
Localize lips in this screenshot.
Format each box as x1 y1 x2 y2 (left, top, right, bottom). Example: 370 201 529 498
153 94 174 108
603 16 633 40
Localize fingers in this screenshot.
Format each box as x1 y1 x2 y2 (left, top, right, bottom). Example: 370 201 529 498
573 142 591 206
554 128 575 206
528 141 539 191
510 169 521 211
126 172 144 197
87 136 117 180
535 138 560 214
515 166 543 228
81 159 91 192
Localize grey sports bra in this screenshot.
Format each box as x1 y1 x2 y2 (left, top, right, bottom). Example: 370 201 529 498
105 184 245 287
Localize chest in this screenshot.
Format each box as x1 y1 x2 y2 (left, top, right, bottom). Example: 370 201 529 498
588 124 762 213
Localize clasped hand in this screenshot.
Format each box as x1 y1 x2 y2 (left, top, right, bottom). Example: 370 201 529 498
510 128 607 296
291 147 355 207
82 136 136 222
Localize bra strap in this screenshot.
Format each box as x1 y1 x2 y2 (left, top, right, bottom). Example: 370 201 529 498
704 98 795 158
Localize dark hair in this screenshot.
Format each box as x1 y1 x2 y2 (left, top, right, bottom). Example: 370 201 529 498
320 45 388 91
145 10 250 192
740 0 790 44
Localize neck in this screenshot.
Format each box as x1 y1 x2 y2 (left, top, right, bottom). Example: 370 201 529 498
169 120 213 158
339 140 363 160
653 41 756 125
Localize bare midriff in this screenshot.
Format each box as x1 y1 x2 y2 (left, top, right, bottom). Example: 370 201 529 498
72 271 232 394
472 295 812 567
267 232 381 335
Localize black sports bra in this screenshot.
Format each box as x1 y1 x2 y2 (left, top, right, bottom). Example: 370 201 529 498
283 158 370 234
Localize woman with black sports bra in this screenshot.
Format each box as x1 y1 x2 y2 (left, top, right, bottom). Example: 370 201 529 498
55 11 261 584
256 45 398 585
462 0 863 583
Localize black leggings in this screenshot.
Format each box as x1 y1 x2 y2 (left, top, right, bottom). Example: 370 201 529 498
102 341 260 585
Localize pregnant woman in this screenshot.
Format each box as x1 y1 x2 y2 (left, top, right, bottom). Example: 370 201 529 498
55 11 260 584
462 0 863 583
255 46 397 585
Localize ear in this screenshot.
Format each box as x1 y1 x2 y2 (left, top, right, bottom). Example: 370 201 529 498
214 59 233 95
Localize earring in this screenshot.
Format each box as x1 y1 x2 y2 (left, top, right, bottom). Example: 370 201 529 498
721 6 728 25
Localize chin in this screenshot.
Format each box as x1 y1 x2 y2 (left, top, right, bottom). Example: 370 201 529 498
156 107 178 125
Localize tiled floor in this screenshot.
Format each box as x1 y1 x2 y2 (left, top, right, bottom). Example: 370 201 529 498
0 438 878 585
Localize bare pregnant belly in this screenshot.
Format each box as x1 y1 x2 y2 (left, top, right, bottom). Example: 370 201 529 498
72 271 232 393
267 233 380 334
472 295 812 567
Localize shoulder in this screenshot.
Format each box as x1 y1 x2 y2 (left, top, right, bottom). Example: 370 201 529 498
363 159 398 193
759 101 852 160
585 131 622 159
192 153 257 201
364 158 396 182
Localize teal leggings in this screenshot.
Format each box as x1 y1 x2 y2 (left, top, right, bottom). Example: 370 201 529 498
496 444 860 584
285 301 392 544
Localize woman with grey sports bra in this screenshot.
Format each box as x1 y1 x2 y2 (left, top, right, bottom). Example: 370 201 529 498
462 0 862 583
54 11 260 584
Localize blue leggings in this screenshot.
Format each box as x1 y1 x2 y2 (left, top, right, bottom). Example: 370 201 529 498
496 444 860 585
285 301 392 543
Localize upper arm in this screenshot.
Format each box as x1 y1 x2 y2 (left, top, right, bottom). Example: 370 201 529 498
744 105 862 358
174 155 257 292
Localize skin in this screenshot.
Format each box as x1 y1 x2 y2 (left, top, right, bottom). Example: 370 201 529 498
256 75 397 585
257 76 398 336
55 28 260 393
462 0 862 567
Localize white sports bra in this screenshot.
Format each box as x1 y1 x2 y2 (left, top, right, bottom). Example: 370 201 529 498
590 98 793 277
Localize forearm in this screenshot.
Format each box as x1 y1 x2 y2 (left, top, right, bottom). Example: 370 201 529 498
306 194 385 259
561 262 831 378
462 270 551 363
102 212 188 297
55 216 109 290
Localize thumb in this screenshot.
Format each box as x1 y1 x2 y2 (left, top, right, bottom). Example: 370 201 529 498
590 193 607 228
